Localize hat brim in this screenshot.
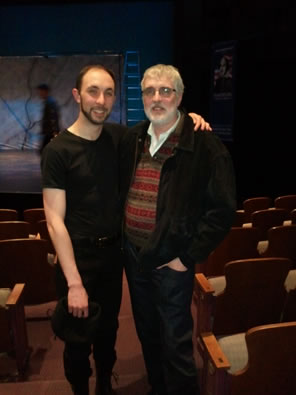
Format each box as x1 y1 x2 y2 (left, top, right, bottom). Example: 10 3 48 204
51 297 101 343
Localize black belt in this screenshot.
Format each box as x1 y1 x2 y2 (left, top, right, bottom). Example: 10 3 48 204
72 234 120 248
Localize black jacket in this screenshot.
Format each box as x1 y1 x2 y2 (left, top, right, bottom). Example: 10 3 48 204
121 113 236 271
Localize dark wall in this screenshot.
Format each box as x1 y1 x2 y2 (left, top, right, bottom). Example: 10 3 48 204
0 1 174 74
175 0 296 205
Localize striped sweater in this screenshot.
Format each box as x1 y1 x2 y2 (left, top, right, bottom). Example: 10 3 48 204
125 132 180 248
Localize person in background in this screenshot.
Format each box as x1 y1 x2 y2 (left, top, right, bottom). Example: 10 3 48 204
123 64 236 395
37 83 60 153
41 64 211 395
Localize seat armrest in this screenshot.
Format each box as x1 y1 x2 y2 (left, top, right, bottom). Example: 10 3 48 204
195 273 215 294
195 274 216 338
199 332 231 395
202 332 231 370
6 283 25 306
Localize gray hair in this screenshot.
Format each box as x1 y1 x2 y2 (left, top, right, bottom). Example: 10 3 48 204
141 64 184 96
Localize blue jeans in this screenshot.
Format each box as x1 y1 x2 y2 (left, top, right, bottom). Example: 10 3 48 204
124 240 199 395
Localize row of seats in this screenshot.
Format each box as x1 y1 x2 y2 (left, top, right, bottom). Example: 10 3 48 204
0 284 30 379
194 256 296 395
235 194 296 224
194 195 296 394
236 207 295 238
3 195 295 226
0 207 55 254
0 209 56 305
198 320 296 395
0 207 45 231
0 238 56 306
201 224 296 276
195 257 295 337
0 208 56 378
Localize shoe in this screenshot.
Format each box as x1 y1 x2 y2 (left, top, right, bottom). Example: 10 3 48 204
95 374 117 395
71 382 89 395
147 390 167 395
96 381 116 394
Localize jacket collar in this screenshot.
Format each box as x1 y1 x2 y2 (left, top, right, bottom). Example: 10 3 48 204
174 112 195 152
137 112 195 153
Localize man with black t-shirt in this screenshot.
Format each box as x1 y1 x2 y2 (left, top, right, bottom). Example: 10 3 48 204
41 65 126 395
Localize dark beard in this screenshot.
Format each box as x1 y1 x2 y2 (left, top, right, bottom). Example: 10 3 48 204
81 104 110 126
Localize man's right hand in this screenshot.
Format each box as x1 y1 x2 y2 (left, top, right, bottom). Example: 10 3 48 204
68 284 89 318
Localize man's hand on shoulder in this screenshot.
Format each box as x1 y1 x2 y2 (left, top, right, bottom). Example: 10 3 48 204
188 113 212 132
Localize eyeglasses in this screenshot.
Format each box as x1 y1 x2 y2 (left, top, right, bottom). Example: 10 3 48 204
142 87 176 98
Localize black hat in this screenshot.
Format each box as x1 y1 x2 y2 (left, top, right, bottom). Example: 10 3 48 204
51 297 101 343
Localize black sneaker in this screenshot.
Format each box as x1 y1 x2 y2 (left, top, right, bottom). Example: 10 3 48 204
95 372 118 395
71 382 89 395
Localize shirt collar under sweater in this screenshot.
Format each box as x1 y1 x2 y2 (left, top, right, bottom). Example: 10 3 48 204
147 110 181 157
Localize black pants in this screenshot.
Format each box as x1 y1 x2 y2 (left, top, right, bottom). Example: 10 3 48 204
124 241 199 395
55 242 123 387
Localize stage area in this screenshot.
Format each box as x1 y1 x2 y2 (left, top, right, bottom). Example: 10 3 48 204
0 150 43 213
0 150 42 194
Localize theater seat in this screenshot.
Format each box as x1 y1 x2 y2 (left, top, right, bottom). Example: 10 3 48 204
203 227 261 277
0 221 30 240
0 239 57 306
274 194 296 212
0 283 30 379
195 257 291 338
199 321 296 395
0 209 18 221
242 196 273 223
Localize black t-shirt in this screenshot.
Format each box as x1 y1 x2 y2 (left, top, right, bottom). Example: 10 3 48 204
41 125 125 239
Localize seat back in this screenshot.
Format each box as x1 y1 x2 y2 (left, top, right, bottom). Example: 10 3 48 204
36 219 55 254
212 257 291 336
0 221 30 240
23 208 45 234
274 194 296 212
0 287 13 351
0 239 56 305
283 289 296 322
290 208 296 224
0 209 18 221
231 210 246 227
0 284 30 378
205 227 261 276
230 322 296 395
251 208 289 240
262 225 296 268
242 196 273 222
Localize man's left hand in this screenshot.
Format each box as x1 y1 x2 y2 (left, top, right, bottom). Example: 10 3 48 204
157 257 187 271
188 113 212 131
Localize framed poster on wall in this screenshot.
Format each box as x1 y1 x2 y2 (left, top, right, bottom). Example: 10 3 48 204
210 40 237 142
